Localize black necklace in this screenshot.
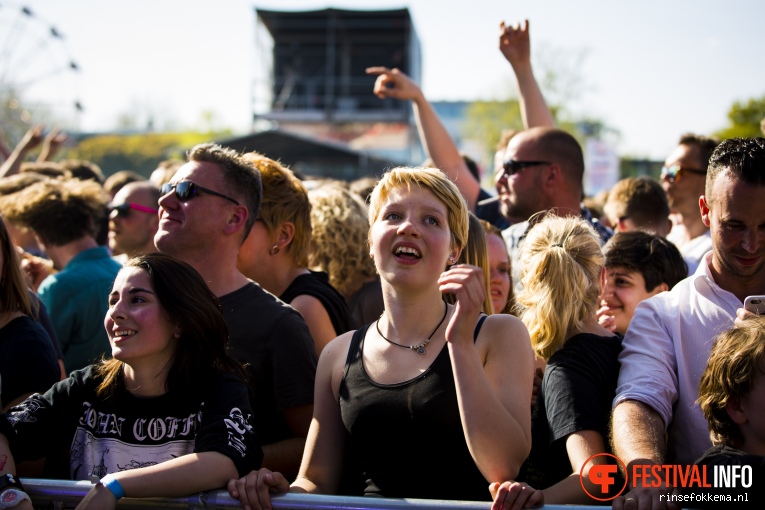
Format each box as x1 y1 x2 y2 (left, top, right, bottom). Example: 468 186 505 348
376 303 448 355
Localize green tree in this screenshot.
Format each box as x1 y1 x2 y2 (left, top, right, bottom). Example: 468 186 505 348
69 132 213 177
714 95 765 140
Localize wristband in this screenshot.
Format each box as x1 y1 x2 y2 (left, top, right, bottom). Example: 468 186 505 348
100 474 125 500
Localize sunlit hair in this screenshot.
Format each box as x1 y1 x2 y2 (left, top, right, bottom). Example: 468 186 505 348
697 316 765 448
187 143 262 239
308 183 377 297
603 177 670 234
443 213 492 314
0 172 50 196
678 133 719 172
349 176 378 204
242 153 311 267
0 177 108 246
0 215 32 316
60 159 106 184
151 160 184 188
706 137 765 200
481 219 515 315
104 170 146 197
368 166 468 253
516 215 603 359
96 252 247 397
19 162 70 180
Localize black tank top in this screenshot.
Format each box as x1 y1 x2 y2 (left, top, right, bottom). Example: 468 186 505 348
280 271 356 335
338 316 489 500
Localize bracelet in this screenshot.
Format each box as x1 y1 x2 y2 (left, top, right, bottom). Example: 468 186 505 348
100 474 125 500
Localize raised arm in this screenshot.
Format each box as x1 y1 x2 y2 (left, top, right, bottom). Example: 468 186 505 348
37 127 69 162
366 67 482 210
0 125 44 178
499 20 555 128
438 265 533 482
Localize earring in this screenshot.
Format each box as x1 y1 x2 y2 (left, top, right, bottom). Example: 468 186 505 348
174 331 181 339
369 252 374 259
448 256 456 264
269 245 280 256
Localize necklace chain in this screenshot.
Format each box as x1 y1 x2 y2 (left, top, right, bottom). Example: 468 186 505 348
375 303 448 355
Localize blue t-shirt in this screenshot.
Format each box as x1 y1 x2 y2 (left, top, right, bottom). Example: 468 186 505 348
38 246 121 373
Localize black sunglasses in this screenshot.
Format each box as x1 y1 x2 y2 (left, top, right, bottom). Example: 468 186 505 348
109 202 158 218
161 181 240 205
502 159 551 176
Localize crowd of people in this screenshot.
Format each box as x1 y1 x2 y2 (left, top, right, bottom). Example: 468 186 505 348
0 18 764 510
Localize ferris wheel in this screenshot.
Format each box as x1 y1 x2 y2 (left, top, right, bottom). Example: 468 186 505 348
0 3 83 143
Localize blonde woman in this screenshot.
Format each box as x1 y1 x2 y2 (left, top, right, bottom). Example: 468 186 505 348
237 155 355 355
480 220 515 315
229 167 533 507
491 215 621 508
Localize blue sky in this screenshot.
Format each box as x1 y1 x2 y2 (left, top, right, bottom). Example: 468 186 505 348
3 0 764 160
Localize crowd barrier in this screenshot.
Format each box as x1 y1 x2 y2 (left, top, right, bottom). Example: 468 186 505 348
25 478 606 509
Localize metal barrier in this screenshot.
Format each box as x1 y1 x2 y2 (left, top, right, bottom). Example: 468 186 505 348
25 478 602 509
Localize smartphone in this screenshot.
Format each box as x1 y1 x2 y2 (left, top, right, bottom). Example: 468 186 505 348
744 295 765 315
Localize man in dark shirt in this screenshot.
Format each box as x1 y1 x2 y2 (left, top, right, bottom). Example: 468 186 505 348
154 143 317 480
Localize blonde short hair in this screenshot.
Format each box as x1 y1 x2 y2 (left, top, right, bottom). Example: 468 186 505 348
516 215 603 359
698 317 765 447
368 167 468 253
242 153 311 267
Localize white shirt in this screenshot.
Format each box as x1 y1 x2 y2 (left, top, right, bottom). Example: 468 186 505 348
613 251 742 465
666 226 713 276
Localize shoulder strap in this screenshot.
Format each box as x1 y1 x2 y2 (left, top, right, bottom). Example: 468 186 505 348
342 323 371 380
473 314 488 343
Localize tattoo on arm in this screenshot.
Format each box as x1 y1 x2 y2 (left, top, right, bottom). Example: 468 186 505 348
0 454 7 470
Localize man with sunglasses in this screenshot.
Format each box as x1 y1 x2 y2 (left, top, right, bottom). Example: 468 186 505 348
499 126 612 294
154 143 317 481
367 19 554 232
108 181 160 262
612 137 765 509
662 134 720 274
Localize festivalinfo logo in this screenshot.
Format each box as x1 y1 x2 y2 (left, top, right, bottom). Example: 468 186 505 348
579 453 754 502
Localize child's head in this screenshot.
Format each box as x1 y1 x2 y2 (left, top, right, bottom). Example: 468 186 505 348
600 231 687 334
698 316 765 453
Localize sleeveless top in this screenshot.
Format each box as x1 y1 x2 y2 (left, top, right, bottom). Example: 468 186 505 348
339 315 489 500
280 271 357 336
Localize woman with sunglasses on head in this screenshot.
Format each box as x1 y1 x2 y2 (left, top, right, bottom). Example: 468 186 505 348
228 166 533 508
0 253 261 510
236 153 355 356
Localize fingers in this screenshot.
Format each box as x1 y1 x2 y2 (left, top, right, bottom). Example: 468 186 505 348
438 264 486 309
490 481 541 510
735 307 756 324
226 478 240 498
228 469 289 510
365 66 393 76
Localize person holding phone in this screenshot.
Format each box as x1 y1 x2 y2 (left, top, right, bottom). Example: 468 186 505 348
611 137 765 509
